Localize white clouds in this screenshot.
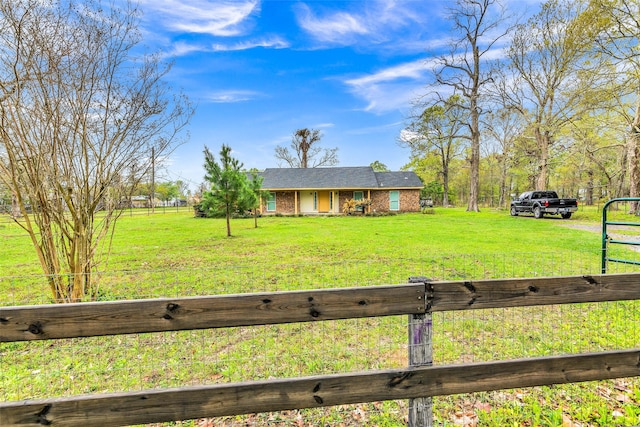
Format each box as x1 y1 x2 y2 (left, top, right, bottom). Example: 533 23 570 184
313 123 335 129
159 37 288 59
138 0 259 36
164 41 209 58
343 59 436 113
205 90 261 103
295 5 370 44
212 36 289 52
137 1 288 57
346 60 434 87
294 0 429 49
347 121 404 136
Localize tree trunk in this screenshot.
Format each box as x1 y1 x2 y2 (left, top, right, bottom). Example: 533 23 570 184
499 160 508 208
442 156 450 207
535 127 550 190
616 147 627 199
466 34 483 213
628 101 640 214
586 170 594 206
442 171 450 207
301 138 309 168
467 131 480 212
627 138 638 213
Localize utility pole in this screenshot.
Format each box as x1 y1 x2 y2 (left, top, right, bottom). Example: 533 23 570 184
151 146 155 214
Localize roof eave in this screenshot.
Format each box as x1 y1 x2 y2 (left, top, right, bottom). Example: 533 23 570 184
262 187 423 191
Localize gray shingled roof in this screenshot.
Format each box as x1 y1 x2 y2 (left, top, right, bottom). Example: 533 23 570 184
374 171 424 188
259 167 423 190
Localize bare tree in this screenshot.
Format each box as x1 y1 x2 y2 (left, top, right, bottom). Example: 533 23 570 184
589 0 640 212
507 0 606 191
401 95 467 207
0 0 193 302
568 110 627 203
274 128 338 168
434 0 509 212
484 107 524 207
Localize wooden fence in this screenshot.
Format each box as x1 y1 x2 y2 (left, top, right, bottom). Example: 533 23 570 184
2 273 640 426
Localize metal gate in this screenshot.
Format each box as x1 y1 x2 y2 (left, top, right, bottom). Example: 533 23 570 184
601 197 640 273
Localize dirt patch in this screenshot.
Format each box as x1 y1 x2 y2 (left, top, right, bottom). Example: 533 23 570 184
559 223 601 234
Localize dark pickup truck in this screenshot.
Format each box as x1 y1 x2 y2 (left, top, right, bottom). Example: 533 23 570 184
510 190 578 219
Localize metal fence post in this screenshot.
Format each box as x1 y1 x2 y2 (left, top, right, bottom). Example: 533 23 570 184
408 276 433 427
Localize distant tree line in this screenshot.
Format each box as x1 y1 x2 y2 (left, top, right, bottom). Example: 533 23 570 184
403 0 640 212
129 181 190 207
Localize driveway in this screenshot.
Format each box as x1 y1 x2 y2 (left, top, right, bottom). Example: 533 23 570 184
559 223 640 251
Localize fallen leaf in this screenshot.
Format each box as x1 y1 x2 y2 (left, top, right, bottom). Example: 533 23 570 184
615 393 631 403
452 411 478 427
473 402 491 413
596 385 612 399
614 380 631 392
561 413 580 427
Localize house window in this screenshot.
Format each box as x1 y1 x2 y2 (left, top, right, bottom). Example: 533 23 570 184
313 192 317 210
354 191 363 212
389 191 399 211
266 192 276 212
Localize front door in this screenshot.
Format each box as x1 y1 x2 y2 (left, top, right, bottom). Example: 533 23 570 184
318 191 330 212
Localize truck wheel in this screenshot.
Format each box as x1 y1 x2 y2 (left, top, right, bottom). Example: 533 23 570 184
510 206 518 216
561 213 572 219
533 206 543 219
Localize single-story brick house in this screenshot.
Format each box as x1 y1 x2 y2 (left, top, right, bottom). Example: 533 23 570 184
257 166 423 215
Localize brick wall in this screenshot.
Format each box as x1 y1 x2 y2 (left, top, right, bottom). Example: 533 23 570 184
261 189 421 214
399 189 421 212
370 191 387 213
278 191 297 214
260 191 297 215
370 189 420 213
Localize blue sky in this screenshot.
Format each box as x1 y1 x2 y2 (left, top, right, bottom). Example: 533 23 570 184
134 0 540 191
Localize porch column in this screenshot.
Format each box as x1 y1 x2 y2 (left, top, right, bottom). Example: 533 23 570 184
295 191 298 215
367 190 371 214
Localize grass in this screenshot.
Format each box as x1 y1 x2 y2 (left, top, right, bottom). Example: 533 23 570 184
1 206 639 426
0 206 611 280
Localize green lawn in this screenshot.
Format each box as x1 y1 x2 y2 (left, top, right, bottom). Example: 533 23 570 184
0 206 612 283
1 207 613 303
1 207 639 426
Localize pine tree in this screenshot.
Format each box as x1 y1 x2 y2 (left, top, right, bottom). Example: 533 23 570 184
202 145 246 237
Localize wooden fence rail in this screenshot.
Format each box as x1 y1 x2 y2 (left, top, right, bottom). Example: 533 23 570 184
2 272 640 426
